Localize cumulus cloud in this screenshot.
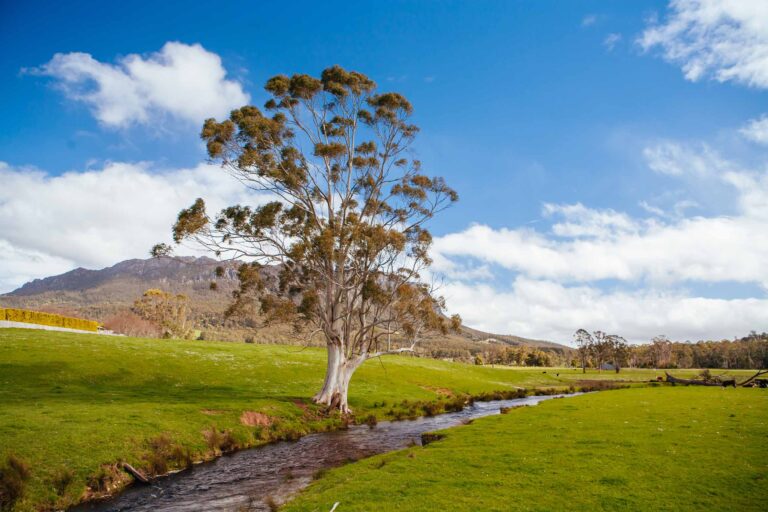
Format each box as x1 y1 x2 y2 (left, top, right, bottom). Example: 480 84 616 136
434 215 768 288
639 0 768 88
441 278 768 343
432 140 768 342
33 42 249 128
740 114 768 144
0 161 266 292
0 240 74 294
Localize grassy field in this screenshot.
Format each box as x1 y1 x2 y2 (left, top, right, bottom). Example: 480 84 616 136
0 329 755 511
284 387 768 512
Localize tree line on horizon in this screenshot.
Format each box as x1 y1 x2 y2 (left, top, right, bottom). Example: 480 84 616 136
437 331 768 370
106 292 768 371
623 332 768 370
570 330 768 371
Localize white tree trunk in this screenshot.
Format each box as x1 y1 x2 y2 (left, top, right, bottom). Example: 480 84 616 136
312 344 363 414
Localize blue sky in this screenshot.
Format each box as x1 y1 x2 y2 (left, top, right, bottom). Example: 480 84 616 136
1 0 767 342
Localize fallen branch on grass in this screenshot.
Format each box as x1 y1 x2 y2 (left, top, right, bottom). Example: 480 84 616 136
738 369 768 387
665 372 734 387
121 463 150 484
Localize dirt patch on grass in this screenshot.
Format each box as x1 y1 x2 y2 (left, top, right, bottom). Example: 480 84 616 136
293 399 310 412
293 399 325 420
421 386 455 397
240 411 273 427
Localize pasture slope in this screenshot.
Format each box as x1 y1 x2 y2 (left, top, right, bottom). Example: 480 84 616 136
0 328 757 511
285 387 768 512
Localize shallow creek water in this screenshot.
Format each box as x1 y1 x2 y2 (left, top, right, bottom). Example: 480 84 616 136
73 393 576 512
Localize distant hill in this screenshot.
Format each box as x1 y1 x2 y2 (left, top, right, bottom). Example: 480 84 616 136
1 257 572 358
7 256 239 297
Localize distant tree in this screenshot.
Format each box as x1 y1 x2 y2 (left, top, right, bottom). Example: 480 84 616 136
154 66 459 412
606 334 629 373
103 311 161 338
592 330 612 371
524 349 552 367
619 332 767 370
132 289 191 339
574 329 593 373
651 335 672 368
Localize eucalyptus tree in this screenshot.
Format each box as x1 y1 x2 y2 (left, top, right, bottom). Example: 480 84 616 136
592 330 612 371
606 334 629 373
154 66 459 412
574 328 593 373
132 289 191 339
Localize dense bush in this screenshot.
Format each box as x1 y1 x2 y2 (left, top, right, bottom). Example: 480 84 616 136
0 308 98 332
102 311 160 337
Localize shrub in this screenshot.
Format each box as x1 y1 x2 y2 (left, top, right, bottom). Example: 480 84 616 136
203 427 224 453
203 427 240 454
0 308 98 332
0 454 30 511
169 445 194 469
140 434 195 475
144 451 168 475
85 465 120 493
420 432 446 446
103 311 160 337
52 467 74 496
421 402 442 417
444 395 469 412
363 414 378 428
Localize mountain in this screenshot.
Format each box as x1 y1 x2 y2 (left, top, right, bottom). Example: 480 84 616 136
7 256 241 296
1 257 573 359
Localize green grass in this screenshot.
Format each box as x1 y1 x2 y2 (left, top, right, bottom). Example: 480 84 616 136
284 387 768 512
0 329 754 511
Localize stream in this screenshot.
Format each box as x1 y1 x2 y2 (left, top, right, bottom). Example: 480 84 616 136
73 393 576 512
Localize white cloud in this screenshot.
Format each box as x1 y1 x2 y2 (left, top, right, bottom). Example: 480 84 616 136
582 14 597 27
434 214 768 288
639 200 666 217
640 0 768 88
642 141 730 177
33 42 249 128
543 203 637 238
442 278 768 343
0 240 74 294
603 33 622 51
740 114 768 144
0 161 266 292
639 197 701 221
433 140 768 342
721 166 768 220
